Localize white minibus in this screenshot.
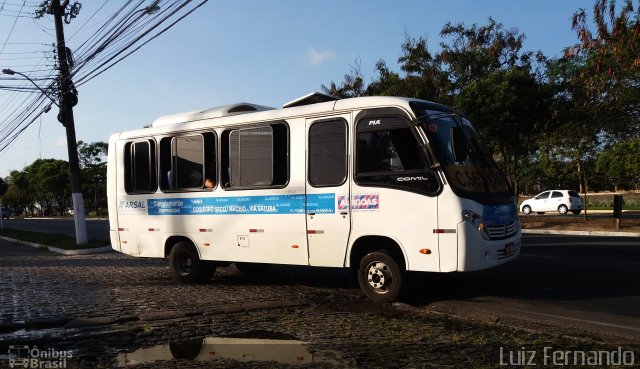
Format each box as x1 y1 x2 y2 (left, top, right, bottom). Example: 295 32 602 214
107 92 521 302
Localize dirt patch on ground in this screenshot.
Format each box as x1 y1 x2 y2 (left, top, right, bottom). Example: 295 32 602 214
520 213 640 233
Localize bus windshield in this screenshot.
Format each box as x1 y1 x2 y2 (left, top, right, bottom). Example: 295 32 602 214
412 105 513 204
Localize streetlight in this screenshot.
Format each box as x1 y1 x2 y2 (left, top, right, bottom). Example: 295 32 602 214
3 66 87 245
2 69 59 107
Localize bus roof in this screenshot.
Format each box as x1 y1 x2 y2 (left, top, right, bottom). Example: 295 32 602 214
114 93 451 140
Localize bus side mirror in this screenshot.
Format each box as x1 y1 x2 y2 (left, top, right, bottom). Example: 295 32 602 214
450 127 468 162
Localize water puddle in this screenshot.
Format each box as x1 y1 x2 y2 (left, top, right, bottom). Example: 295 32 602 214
115 331 337 367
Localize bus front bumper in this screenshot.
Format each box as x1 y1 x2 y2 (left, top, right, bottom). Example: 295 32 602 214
457 221 521 272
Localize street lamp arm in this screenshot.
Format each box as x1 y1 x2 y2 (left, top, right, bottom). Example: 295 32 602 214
2 68 59 107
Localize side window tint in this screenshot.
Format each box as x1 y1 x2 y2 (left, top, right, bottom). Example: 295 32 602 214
551 191 563 198
222 122 288 189
536 192 550 200
357 128 427 174
229 126 273 187
124 140 157 194
160 132 216 192
309 120 347 186
175 135 204 189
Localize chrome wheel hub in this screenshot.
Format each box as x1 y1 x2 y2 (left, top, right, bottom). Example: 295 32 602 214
366 261 392 293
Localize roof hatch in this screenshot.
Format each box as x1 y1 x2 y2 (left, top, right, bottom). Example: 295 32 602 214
151 103 274 127
282 92 339 108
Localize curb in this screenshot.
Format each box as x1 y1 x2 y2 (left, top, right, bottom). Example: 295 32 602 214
0 236 113 255
522 229 640 237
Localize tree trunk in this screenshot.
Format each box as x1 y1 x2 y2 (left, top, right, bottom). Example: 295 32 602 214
577 160 585 193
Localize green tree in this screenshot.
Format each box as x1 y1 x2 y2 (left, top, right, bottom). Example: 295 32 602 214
24 159 71 216
324 17 541 104
454 68 553 198
570 0 640 115
321 59 366 98
595 139 640 190
437 17 530 92
78 141 108 215
0 170 35 216
374 35 452 103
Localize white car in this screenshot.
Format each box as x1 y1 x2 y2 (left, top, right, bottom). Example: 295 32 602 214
520 190 584 215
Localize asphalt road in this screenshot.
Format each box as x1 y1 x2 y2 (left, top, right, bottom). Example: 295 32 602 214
1 218 639 341
405 234 640 342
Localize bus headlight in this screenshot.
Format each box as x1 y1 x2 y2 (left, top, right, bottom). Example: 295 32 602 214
462 210 490 241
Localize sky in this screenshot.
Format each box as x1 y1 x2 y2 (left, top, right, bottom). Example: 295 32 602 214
0 0 596 178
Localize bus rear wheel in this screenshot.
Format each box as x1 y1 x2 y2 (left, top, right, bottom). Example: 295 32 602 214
169 241 215 283
357 251 403 302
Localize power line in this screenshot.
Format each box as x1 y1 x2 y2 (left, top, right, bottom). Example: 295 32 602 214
76 1 209 87
0 0 27 56
0 0 209 156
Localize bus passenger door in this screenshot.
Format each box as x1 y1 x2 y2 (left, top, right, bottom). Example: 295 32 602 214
305 116 351 267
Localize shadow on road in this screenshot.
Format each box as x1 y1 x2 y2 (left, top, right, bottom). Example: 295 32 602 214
401 244 640 317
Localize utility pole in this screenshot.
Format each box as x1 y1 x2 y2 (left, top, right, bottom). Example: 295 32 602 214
49 0 88 245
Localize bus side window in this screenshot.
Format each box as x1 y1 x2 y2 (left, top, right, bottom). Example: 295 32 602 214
222 122 288 189
159 132 216 192
124 139 157 194
308 119 347 187
357 128 427 174
355 116 438 194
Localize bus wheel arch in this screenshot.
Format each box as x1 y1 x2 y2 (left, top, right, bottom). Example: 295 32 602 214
165 236 195 259
349 236 406 302
166 238 215 283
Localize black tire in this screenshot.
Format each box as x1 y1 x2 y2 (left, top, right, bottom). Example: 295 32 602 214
521 205 532 215
571 209 582 215
169 241 215 283
558 204 568 215
169 339 204 360
235 262 271 275
357 251 403 302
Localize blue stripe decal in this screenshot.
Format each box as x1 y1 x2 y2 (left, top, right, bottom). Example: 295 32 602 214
147 194 335 216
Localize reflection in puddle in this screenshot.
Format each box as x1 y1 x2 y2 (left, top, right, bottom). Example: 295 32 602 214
117 336 333 366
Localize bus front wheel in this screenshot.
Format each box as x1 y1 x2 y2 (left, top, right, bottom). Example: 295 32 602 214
169 241 215 283
357 251 403 302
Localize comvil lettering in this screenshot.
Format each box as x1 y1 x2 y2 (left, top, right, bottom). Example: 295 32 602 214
397 176 428 182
